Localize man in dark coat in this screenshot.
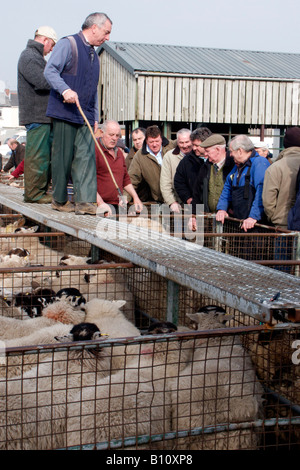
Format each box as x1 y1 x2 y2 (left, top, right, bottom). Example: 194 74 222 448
18 25 57 203
2 140 25 173
174 127 212 205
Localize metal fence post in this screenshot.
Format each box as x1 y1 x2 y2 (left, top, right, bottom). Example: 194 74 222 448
166 280 180 325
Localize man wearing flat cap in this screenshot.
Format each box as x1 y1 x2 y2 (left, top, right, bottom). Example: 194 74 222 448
216 134 270 232
18 25 58 203
189 134 234 230
253 141 273 164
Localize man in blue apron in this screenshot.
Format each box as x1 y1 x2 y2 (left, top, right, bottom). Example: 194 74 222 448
216 134 270 232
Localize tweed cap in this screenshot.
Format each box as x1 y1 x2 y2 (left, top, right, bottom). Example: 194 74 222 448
200 134 226 148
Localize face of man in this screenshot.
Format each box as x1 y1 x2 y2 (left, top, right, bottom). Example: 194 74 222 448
147 136 162 155
101 123 121 150
132 130 145 150
8 141 17 151
177 133 192 155
204 146 224 164
43 37 56 56
229 145 249 165
256 147 269 158
90 20 112 46
192 139 206 158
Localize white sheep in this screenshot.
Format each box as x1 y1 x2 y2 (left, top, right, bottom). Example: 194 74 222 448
0 321 113 450
0 329 192 450
0 299 86 341
84 298 140 371
165 307 264 450
41 264 136 323
0 300 87 378
0 225 64 266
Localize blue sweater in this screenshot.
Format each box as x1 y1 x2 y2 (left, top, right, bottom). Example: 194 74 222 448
44 32 99 125
217 153 270 221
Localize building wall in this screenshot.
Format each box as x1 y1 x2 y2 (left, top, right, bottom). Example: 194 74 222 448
98 51 300 127
98 52 136 122
137 75 300 126
0 106 19 128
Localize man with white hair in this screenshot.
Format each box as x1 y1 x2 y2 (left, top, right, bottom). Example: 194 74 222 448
216 134 270 232
160 128 192 213
44 12 112 215
18 25 57 203
253 141 273 164
95 120 143 216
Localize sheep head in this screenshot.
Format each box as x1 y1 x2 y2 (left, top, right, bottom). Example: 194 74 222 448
187 305 233 330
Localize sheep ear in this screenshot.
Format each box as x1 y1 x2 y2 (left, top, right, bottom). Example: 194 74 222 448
186 313 200 323
92 331 104 340
113 300 127 309
31 281 41 290
220 313 233 324
55 334 74 343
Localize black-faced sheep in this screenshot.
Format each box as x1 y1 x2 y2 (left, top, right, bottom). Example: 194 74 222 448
55 287 86 308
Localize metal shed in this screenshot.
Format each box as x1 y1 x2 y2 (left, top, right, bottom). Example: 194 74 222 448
97 41 300 144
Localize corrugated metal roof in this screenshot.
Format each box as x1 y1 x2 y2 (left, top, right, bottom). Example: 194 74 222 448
98 41 300 80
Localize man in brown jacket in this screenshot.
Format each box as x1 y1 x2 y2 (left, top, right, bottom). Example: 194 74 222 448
128 125 175 203
262 127 300 230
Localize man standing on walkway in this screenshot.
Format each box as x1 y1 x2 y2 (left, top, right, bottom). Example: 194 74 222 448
44 12 112 215
18 26 57 203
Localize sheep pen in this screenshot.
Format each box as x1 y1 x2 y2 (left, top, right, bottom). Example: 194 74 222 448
0 217 299 450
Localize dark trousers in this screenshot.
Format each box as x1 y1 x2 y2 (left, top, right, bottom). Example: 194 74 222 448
51 119 97 204
24 124 52 202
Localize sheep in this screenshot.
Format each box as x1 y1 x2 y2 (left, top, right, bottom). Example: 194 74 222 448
55 287 86 308
45 266 136 323
0 217 26 234
84 298 140 371
59 254 91 266
0 322 113 450
12 288 56 318
0 251 30 269
0 298 86 341
165 306 264 450
145 321 178 335
0 330 191 450
0 225 64 266
126 215 166 234
0 300 87 378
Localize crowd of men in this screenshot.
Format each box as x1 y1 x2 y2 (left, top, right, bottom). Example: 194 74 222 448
2 11 299 232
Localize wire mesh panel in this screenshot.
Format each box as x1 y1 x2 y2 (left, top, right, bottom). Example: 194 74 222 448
0 324 299 450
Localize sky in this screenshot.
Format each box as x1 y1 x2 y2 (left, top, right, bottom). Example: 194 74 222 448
1 0 300 90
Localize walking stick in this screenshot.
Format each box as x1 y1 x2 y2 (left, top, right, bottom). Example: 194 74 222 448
76 102 123 198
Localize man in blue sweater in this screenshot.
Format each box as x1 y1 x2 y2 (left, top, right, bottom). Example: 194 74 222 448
44 12 112 215
216 134 270 232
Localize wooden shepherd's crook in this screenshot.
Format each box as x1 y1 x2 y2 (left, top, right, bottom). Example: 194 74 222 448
76 102 123 198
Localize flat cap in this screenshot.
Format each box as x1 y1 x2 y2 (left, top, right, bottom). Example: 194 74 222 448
200 134 226 148
253 140 269 149
35 26 58 43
